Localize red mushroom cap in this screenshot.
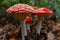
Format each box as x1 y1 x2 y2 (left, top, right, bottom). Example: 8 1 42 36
25 17 32 23
7 4 34 14
42 7 53 14
34 10 45 15
34 7 53 15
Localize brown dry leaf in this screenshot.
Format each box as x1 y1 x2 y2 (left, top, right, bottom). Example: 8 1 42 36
53 25 60 32
3 24 10 29
14 27 20 34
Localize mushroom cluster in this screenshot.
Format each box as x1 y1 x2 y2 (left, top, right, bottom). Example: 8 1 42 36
6 3 53 40
7 4 34 14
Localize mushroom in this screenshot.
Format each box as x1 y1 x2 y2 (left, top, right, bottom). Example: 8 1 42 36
33 7 53 35
6 4 34 40
25 16 32 23
25 16 32 32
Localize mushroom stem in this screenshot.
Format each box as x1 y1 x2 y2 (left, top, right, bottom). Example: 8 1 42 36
36 21 42 35
26 24 30 32
34 15 41 34
34 15 42 35
20 20 27 40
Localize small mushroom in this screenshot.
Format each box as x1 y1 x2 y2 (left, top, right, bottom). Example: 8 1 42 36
25 16 32 32
25 16 32 23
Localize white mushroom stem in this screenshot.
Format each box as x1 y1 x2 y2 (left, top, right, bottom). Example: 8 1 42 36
20 20 27 40
26 24 30 32
34 15 42 35
36 21 42 35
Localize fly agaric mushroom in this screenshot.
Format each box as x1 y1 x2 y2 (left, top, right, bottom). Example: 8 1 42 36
25 16 32 23
7 4 34 14
25 16 32 32
31 9 44 36
33 7 53 36
37 7 53 14
6 4 34 40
